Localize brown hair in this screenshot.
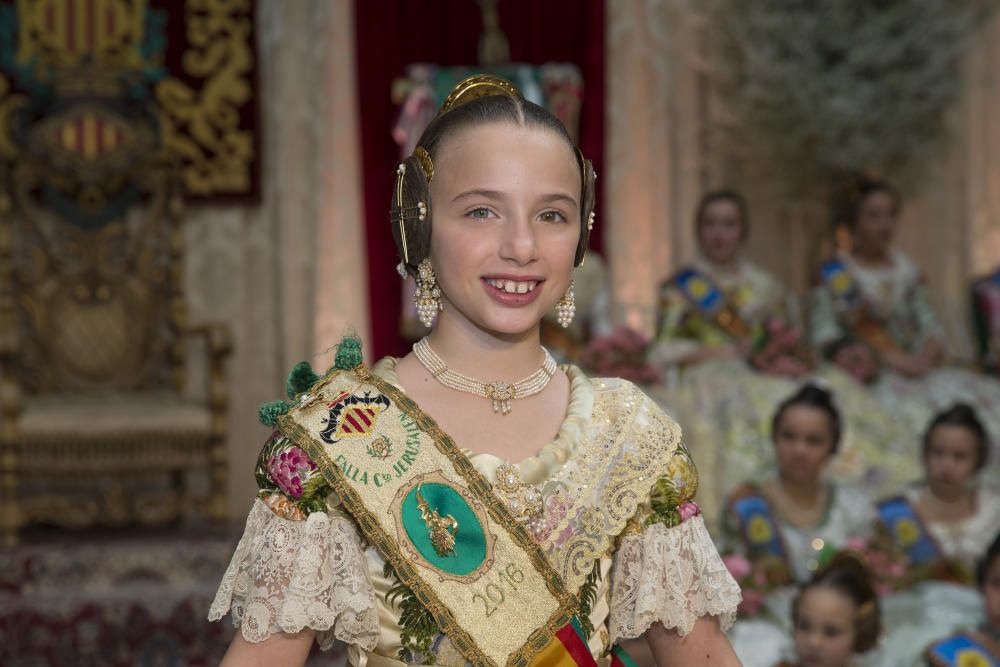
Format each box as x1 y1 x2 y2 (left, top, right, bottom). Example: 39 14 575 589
771 383 843 455
390 91 595 275
694 189 749 241
922 403 991 473
792 553 881 653
846 177 900 228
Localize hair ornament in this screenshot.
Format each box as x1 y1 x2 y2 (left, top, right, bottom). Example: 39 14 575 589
856 599 876 620
413 146 435 185
437 74 524 118
390 160 428 265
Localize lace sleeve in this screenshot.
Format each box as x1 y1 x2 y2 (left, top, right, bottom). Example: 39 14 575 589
208 499 379 651
607 445 740 643
608 516 740 643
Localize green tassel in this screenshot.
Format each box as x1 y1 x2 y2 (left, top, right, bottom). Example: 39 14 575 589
259 399 292 427
334 335 363 370
285 361 320 399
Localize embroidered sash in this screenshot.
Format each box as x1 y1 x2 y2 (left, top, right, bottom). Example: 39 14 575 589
278 363 593 667
729 489 792 577
925 632 1000 667
672 267 751 340
820 259 897 352
876 496 942 567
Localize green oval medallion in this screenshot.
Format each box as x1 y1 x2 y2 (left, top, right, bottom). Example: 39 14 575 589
401 482 487 575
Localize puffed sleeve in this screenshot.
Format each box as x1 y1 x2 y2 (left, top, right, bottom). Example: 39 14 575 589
607 441 741 644
208 430 380 651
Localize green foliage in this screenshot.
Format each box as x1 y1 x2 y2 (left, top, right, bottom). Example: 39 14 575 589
715 0 994 185
576 558 602 639
646 476 682 529
383 561 439 664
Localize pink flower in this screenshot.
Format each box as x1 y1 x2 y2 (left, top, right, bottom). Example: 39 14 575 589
737 588 764 616
846 536 868 551
723 553 752 580
267 446 317 498
678 501 701 522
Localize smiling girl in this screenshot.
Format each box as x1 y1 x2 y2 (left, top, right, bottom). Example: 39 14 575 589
209 76 741 667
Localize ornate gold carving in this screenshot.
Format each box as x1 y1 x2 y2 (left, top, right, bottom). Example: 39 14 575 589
155 0 256 197
416 483 459 557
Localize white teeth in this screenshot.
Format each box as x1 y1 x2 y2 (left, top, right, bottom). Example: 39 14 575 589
487 279 538 294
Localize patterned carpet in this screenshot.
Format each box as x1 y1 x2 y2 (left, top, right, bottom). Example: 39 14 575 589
0 526 347 667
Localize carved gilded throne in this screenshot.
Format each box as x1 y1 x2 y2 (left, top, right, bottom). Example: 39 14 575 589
0 72 232 546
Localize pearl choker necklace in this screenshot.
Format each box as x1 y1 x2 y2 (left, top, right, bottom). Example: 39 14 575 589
413 338 557 415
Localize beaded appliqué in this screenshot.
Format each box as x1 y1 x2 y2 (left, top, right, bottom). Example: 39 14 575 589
493 463 544 529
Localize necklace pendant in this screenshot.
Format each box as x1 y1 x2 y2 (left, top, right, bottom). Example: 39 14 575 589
486 381 515 416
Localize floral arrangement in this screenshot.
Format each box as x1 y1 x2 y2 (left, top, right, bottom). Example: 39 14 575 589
579 327 662 385
722 553 793 617
748 317 815 377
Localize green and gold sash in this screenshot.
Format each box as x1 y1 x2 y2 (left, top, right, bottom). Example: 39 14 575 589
278 363 586 667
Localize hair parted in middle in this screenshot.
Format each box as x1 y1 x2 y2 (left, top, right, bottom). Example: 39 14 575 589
922 402 991 473
792 551 881 653
771 383 843 453
389 74 597 278
694 189 750 241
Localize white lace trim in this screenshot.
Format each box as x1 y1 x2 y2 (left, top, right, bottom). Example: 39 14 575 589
608 515 741 643
208 499 379 651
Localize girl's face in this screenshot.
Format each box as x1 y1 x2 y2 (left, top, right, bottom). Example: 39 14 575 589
427 123 581 339
852 190 897 257
984 556 1000 630
924 424 979 493
793 587 858 667
774 404 836 484
697 199 745 265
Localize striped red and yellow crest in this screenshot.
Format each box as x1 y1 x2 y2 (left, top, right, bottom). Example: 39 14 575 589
17 0 147 68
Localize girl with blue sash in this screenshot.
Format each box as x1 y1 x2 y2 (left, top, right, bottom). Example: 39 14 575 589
721 386 878 667
720 385 876 585
877 404 1000 582
810 177 1000 493
209 76 741 667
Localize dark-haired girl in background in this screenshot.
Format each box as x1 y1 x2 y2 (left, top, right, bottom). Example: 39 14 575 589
864 405 1000 667
877 404 1000 582
811 178 1000 492
778 554 881 667
720 385 876 584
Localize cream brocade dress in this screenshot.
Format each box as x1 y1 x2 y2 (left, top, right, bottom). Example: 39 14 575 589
208 360 741 666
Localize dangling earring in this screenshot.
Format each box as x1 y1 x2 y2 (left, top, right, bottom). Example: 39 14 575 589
556 281 576 328
414 258 443 328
